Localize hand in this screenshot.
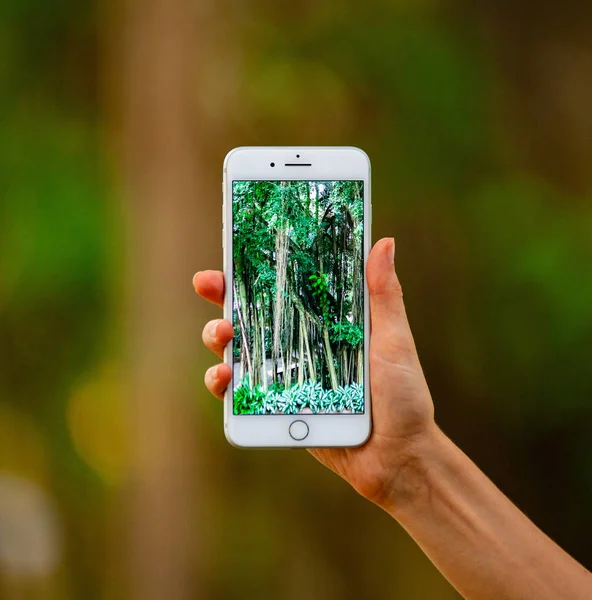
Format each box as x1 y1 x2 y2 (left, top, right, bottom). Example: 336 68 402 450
194 237 436 511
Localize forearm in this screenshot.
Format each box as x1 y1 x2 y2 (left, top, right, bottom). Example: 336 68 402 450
384 427 592 600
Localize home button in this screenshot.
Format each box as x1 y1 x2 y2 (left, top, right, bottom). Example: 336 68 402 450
289 420 309 441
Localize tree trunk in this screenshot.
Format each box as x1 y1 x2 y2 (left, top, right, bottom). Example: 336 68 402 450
270 292 278 384
273 227 288 371
234 280 253 380
251 298 260 387
357 346 364 386
322 327 338 391
304 318 315 382
298 314 305 386
119 0 207 596
259 294 267 391
284 301 294 389
239 275 254 381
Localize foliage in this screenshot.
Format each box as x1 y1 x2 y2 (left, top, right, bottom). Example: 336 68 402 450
233 378 365 415
330 321 363 346
233 375 265 415
309 273 331 322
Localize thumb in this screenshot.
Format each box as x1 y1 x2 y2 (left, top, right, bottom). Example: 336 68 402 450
367 238 414 348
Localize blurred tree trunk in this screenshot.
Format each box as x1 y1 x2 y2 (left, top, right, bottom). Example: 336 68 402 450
116 0 212 598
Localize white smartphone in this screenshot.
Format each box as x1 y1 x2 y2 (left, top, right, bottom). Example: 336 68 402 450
222 147 371 447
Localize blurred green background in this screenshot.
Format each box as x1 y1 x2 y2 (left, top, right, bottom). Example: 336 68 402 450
1 0 591 598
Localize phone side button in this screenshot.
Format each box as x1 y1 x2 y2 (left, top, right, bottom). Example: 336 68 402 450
288 420 309 441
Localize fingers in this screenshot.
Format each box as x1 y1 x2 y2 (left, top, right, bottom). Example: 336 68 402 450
193 270 225 307
205 363 232 399
196 272 231 399
367 237 415 352
202 318 234 358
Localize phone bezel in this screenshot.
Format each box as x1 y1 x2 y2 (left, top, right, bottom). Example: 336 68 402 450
223 146 372 447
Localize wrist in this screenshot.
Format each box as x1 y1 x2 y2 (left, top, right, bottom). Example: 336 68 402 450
378 424 449 517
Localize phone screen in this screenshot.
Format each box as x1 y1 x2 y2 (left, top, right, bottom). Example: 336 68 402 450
232 180 365 416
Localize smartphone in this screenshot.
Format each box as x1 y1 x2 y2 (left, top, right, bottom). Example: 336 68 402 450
222 147 371 447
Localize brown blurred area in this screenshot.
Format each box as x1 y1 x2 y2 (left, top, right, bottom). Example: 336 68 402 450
0 0 591 598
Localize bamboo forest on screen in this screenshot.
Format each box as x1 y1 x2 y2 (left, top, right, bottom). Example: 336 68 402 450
232 180 365 415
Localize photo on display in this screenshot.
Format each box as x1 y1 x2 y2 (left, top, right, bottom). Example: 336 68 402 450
232 180 365 415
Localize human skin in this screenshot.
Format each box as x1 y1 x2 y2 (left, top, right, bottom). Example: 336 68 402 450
194 237 592 600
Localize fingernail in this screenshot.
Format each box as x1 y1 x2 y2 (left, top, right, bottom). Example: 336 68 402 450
207 365 218 381
210 319 222 337
193 271 202 289
387 238 395 264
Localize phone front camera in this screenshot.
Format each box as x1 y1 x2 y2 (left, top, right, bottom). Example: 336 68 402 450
270 162 275 167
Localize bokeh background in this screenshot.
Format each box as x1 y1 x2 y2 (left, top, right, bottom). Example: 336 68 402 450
1 0 592 598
